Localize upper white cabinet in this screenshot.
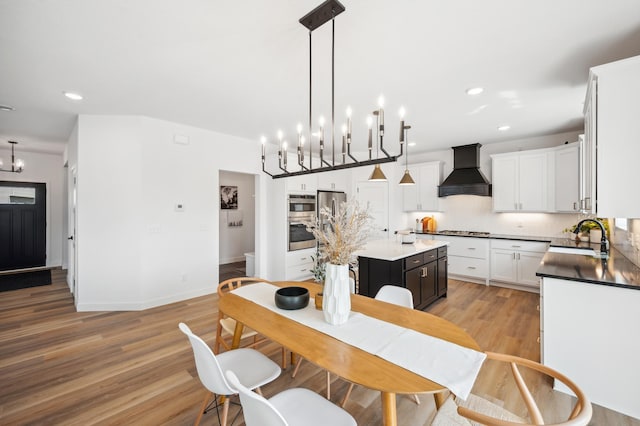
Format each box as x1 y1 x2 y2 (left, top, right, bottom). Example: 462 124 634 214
317 169 350 193
554 142 580 213
285 174 317 194
492 150 551 212
584 55 640 217
402 161 441 212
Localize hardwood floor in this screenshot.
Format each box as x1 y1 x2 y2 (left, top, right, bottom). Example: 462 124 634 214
219 261 246 283
1 273 637 425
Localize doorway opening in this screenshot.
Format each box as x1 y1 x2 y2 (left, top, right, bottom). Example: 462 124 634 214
218 170 257 282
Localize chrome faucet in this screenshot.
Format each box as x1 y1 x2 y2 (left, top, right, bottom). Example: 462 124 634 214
573 218 609 254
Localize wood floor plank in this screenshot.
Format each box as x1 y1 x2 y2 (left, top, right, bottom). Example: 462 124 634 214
1 274 638 425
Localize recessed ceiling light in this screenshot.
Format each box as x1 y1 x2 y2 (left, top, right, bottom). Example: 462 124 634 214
466 87 484 96
498 125 511 131
0 104 15 111
408 142 416 147
63 91 83 101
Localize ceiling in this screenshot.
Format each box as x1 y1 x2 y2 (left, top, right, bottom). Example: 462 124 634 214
1 0 640 156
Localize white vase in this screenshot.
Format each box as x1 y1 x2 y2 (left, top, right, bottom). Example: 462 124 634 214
322 263 351 325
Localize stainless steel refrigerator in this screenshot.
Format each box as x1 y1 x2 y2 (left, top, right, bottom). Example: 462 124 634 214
317 190 347 234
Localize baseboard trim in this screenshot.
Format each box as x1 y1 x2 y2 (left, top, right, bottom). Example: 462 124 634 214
75 286 217 312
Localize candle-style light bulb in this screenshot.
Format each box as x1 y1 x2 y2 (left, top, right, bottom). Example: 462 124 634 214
282 141 287 168
377 95 385 136
346 106 352 144
277 130 283 142
260 135 266 158
367 115 373 154
399 106 406 143
319 116 325 147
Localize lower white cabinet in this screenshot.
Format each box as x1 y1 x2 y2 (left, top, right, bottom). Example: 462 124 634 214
285 248 314 280
542 277 640 419
490 239 548 288
432 236 489 283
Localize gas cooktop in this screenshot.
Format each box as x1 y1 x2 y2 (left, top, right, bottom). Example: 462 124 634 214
438 230 491 237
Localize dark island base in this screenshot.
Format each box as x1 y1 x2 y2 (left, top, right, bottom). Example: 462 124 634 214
358 246 447 310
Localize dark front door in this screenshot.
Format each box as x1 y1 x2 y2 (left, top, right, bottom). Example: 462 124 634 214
0 182 46 271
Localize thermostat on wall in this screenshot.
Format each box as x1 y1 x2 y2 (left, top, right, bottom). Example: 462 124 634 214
175 203 185 212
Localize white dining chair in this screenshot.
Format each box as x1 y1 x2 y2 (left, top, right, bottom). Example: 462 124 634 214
341 284 421 407
179 322 282 426
225 370 357 426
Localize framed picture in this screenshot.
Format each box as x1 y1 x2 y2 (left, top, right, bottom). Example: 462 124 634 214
220 185 238 210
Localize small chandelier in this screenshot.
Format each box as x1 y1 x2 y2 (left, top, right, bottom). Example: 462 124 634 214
261 0 411 181
0 141 25 173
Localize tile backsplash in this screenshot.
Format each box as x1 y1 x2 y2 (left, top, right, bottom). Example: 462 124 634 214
611 218 640 267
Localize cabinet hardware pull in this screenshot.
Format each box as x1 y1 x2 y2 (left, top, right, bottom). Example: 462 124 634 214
413 260 420 264
467 266 476 269
512 253 516 260
573 202 577 210
517 253 521 260
537 337 540 343
512 245 521 248
467 247 476 250
536 304 540 311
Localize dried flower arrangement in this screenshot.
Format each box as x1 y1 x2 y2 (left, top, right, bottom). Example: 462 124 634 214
305 199 373 266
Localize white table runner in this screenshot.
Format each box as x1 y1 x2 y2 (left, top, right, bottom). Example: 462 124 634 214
231 282 486 399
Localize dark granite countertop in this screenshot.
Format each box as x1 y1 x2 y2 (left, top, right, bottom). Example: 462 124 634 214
415 230 640 290
416 230 553 243
536 245 640 290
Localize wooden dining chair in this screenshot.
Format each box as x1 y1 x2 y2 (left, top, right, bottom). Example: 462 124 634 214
431 351 593 426
214 277 286 368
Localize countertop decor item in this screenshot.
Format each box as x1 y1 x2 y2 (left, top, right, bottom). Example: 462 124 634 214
275 286 309 310
306 198 372 324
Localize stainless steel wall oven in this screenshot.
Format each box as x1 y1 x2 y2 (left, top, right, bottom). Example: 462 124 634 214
288 194 316 251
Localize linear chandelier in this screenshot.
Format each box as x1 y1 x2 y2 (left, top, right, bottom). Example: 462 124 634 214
0 141 25 173
261 0 413 183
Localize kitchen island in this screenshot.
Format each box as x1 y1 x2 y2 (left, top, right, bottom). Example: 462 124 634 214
536 246 640 419
356 239 448 310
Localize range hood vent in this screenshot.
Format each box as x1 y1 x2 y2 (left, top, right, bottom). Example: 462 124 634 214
438 143 492 197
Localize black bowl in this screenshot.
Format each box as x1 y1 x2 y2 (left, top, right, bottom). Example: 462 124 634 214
275 286 309 310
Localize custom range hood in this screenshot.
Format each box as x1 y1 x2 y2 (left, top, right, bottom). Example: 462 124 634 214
438 143 492 197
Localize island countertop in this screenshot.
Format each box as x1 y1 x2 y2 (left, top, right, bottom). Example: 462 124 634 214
355 239 449 262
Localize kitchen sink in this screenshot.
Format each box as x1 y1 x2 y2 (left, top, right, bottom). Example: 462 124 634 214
547 246 608 259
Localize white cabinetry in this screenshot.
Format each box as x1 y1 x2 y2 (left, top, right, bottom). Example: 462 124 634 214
554 142 580 212
492 151 551 212
433 236 489 284
583 55 640 217
542 277 640 419
317 169 350 192
402 161 441 212
285 248 315 280
490 239 548 289
286 174 317 193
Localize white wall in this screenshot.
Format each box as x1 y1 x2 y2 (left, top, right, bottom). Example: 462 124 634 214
0 146 65 268
73 115 263 311
219 170 255 264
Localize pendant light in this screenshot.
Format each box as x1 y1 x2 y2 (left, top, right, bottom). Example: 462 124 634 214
262 0 409 180
398 109 415 185
368 96 388 181
0 141 25 173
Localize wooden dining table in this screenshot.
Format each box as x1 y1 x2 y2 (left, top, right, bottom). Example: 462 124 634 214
219 281 482 426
